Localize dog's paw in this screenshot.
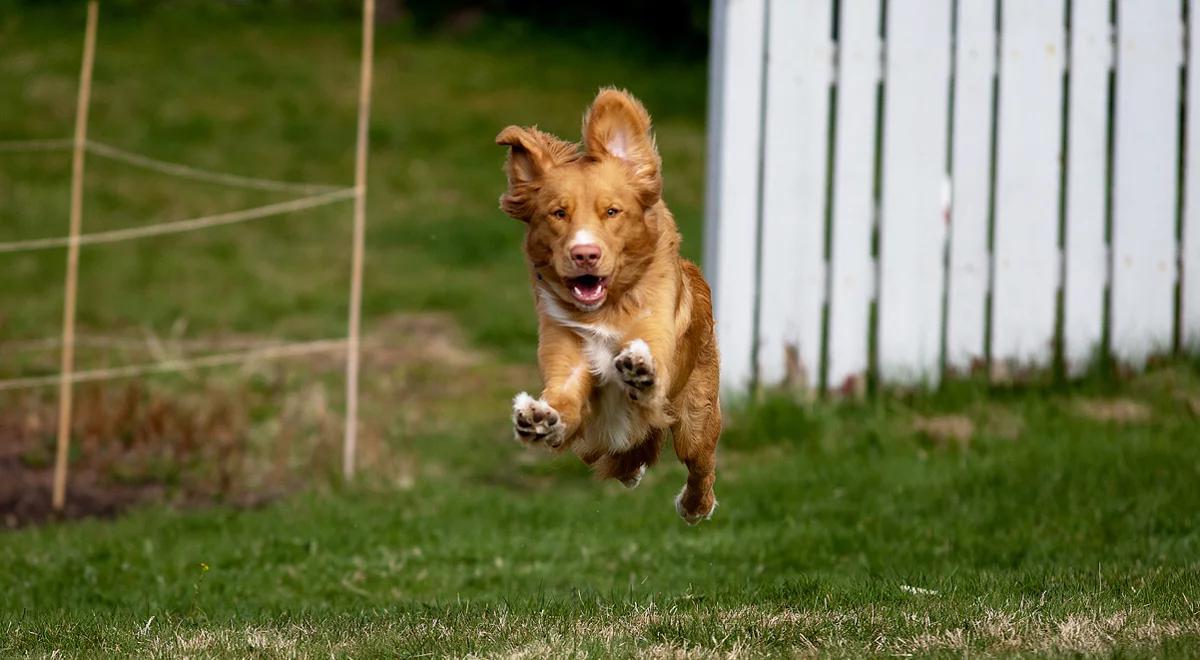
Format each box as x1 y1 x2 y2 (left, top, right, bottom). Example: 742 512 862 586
511 392 565 448
619 464 647 489
675 485 717 525
614 339 655 401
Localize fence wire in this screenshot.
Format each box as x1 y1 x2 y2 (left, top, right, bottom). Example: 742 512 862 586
1 334 308 354
0 187 355 253
1 137 343 193
0 338 348 392
86 140 345 194
0 138 74 152
3 0 375 491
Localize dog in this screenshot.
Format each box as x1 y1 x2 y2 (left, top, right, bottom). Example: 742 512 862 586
495 88 720 524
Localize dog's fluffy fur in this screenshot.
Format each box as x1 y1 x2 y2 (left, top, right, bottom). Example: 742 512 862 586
496 88 720 524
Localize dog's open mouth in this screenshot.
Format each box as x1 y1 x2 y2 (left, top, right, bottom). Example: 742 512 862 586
565 275 608 306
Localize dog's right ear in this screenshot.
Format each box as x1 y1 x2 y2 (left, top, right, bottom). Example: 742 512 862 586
496 125 576 222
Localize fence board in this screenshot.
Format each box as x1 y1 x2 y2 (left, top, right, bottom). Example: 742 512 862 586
1063 0 1113 374
1183 0 1200 349
756 0 833 389
706 0 1197 392
877 0 952 384
826 0 882 394
944 0 996 373
990 0 1065 374
1111 0 1182 366
705 0 766 391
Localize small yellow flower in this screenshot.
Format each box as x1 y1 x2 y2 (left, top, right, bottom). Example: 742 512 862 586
199 563 210 573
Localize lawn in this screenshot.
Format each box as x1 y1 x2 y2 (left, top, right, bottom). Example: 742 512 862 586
3 6 1200 658
4 365 1200 657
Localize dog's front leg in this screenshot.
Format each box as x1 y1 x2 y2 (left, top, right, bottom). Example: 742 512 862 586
512 322 592 449
613 320 676 424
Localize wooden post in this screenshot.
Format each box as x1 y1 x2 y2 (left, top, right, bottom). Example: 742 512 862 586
343 0 375 480
704 0 768 393
53 0 99 512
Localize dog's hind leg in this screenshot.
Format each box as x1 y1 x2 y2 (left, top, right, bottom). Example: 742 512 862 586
596 429 662 489
670 394 720 524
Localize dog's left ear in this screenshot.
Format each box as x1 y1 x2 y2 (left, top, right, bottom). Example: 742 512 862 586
496 125 577 222
583 88 662 206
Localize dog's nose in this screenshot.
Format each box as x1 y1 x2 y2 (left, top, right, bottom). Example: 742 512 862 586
570 244 602 268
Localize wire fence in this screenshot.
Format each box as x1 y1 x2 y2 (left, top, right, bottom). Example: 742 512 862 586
0 138 75 152
2 332 334 355
0 339 349 392
0 138 344 194
86 140 347 194
0 0 378 509
0 187 356 254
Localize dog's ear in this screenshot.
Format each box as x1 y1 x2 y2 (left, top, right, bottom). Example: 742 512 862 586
582 88 662 206
496 125 577 222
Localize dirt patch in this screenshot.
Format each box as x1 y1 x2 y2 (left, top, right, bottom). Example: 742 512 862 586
1073 398 1153 424
0 443 146 529
912 415 974 448
1185 395 1200 418
0 383 288 530
362 312 484 370
978 406 1025 441
0 313 512 529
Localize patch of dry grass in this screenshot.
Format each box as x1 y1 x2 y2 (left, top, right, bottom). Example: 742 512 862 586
1074 398 1154 424
120 606 1200 658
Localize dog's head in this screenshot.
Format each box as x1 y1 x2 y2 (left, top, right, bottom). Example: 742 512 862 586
496 88 663 312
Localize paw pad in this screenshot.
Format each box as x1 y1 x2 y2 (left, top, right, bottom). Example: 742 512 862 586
614 340 655 399
511 393 565 448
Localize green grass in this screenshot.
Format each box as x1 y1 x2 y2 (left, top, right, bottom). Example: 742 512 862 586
0 8 708 363
4 365 1200 656
3 7 1200 658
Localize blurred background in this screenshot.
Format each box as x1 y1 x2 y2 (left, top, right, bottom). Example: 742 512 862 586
0 0 711 523
2 2 1199 656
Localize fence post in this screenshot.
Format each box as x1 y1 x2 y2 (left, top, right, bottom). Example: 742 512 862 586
704 0 767 394
343 0 375 480
52 0 99 512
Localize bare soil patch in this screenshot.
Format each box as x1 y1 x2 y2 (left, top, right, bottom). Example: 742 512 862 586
1 313 514 529
912 414 974 448
1074 398 1153 424
1 383 290 530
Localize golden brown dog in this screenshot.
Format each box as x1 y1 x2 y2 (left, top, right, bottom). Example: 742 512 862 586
496 88 720 524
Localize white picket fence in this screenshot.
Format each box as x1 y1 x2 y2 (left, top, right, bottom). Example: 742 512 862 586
705 0 1200 392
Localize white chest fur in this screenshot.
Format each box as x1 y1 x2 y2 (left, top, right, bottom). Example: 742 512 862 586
538 289 643 454
580 332 638 453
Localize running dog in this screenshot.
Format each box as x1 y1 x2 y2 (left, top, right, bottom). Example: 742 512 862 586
496 88 720 524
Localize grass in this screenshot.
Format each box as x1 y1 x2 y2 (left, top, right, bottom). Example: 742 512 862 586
0 7 708 362
4 364 1200 656
3 6 1200 658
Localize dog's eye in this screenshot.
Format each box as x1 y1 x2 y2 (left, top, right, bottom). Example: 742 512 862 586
552 209 567 219
606 207 620 218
